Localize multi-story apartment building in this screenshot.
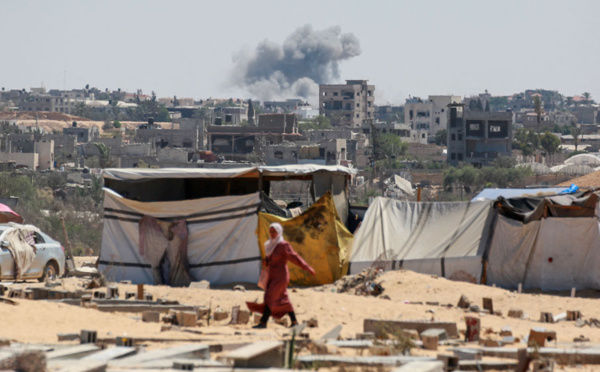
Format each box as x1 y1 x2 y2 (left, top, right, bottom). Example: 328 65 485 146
319 80 375 127
447 103 513 166
404 95 461 137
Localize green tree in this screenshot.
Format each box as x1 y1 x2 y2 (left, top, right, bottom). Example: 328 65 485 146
94 142 115 168
582 92 593 105
540 131 561 161
434 129 447 146
379 133 408 160
298 115 331 131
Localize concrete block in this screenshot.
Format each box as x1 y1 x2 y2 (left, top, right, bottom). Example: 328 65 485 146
420 328 448 341
465 316 480 342
540 312 554 323
457 295 470 309
142 311 160 323
213 309 229 321
402 329 420 340
508 309 524 318
175 311 198 327
452 348 482 360
221 341 285 368
393 361 444 372
189 280 210 289
229 306 249 325
357 332 375 340
253 313 262 324
80 329 97 344
116 336 134 347
144 293 153 301
528 328 557 347
57 333 79 342
482 297 493 314
364 319 458 339
125 292 135 299
197 306 209 319
436 354 459 371
499 326 512 337
107 286 119 299
31 288 49 300
422 335 438 350
567 310 582 321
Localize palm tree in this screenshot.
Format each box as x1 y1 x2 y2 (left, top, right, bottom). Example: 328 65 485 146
582 92 592 105
570 121 581 152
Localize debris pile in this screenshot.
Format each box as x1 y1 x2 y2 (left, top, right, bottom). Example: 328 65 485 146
315 268 385 297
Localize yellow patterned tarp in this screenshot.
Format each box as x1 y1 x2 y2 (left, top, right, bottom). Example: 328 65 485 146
257 191 354 286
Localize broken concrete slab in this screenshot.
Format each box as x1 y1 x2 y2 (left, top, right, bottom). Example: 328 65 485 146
421 335 438 351
420 328 448 341
364 319 458 339
528 328 557 347
46 344 101 360
325 340 373 349
142 311 160 323
320 325 343 340
457 295 470 309
80 347 137 362
112 344 210 365
508 309 524 319
392 361 444 372
459 359 517 371
296 355 437 368
47 359 107 372
452 348 482 360
220 341 284 368
188 280 210 289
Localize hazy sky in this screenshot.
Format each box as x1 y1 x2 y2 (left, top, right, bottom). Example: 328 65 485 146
2 0 599 106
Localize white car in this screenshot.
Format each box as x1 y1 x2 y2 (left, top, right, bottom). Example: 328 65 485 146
0 224 66 281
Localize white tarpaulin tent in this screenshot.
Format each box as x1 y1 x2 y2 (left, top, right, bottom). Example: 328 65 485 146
350 198 495 283
98 189 261 285
487 215 600 291
351 193 600 291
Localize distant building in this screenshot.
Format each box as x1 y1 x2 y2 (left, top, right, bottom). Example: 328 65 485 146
447 103 513 166
404 95 461 136
63 122 99 143
319 80 375 127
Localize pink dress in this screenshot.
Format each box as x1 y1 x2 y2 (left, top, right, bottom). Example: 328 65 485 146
246 241 314 318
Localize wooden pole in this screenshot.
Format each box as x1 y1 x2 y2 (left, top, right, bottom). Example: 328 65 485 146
417 186 422 202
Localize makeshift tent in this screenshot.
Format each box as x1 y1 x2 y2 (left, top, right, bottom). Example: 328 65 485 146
99 165 355 285
98 189 261 285
352 192 600 291
257 192 354 286
350 198 495 283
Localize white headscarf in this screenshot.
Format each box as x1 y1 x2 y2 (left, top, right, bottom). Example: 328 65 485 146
264 222 284 257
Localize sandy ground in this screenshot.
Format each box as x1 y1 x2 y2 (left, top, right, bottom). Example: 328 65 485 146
2 257 600 370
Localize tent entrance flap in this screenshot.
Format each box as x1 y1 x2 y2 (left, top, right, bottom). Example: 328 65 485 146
98 189 261 285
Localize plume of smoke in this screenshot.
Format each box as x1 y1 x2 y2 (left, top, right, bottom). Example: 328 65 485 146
231 24 361 102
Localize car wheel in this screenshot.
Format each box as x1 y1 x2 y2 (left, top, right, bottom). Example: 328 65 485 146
39 261 58 282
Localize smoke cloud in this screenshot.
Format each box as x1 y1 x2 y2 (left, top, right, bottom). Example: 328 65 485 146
231 25 361 102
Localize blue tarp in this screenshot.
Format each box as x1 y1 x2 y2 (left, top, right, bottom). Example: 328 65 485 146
471 188 567 202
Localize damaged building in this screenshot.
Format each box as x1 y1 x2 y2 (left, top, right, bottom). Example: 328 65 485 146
447 103 513 166
319 80 375 127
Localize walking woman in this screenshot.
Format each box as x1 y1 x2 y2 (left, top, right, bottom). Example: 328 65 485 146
247 222 315 328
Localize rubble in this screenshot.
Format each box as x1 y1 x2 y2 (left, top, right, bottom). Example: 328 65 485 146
314 268 385 297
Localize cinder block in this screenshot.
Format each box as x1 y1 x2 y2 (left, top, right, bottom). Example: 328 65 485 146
107 286 119 299
567 310 582 321
176 311 198 327
213 310 229 321
420 328 448 341
540 312 554 323
80 329 97 344
197 306 209 319
422 335 438 350
508 309 524 319
116 336 134 347
142 311 160 323
528 328 557 347
457 295 470 309
57 333 79 342
237 310 251 324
